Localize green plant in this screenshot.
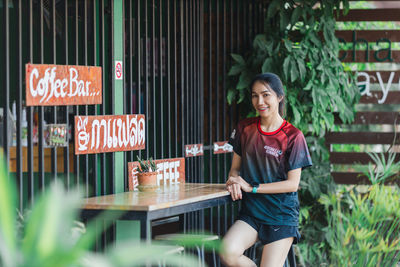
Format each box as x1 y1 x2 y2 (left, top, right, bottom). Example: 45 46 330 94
318 146 400 267
362 151 400 185
136 156 158 173
227 0 359 137
319 185 400 267
0 156 200 267
226 1 361 265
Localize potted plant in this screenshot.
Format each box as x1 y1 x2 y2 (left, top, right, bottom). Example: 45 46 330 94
136 156 159 192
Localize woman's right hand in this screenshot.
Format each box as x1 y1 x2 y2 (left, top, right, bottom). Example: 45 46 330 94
227 183 242 201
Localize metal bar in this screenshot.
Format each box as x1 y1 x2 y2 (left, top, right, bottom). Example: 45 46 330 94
38 0 45 192
180 0 186 233
186 0 190 183
167 0 171 158
231 0 238 227
128 0 133 167
28 0 34 204
216 0 220 182
136 0 141 159
216 2 221 264
191 1 197 229
252 0 256 39
101 0 106 195
222 0 228 236
51 0 58 183
83 0 89 197
93 0 98 196
192 0 196 231
74 0 80 191
208 0 213 236
144 0 149 159
180 0 184 158
122 0 126 191
110 0 115 193
17 0 23 211
100 0 107 248
151 0 156 158
173 0 177 158
199 0 205 230
159 0 164 158
64 0 70 191
244 0 248 48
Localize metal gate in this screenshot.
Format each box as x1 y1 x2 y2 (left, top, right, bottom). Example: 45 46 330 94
1 0 265 263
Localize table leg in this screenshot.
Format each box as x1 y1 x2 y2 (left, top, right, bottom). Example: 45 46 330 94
140 217 152 243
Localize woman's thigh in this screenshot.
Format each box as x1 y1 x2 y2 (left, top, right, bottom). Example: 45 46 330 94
222 220 259 255
260 237 293 267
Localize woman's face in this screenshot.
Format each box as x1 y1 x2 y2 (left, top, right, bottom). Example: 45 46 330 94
251 81 282 119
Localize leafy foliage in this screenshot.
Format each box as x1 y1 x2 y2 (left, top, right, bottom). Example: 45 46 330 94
226 0 361 265
227 0 359 137
136 156 158 173
361 151 400 185
0 157 200 267
319 184 400 267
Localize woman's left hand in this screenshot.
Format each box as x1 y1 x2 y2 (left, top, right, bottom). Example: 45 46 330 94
226 176 252 193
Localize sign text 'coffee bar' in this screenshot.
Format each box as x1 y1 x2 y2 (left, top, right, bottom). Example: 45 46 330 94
26 64 102 106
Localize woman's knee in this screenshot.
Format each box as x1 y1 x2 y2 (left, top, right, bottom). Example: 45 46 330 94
220 237 244 266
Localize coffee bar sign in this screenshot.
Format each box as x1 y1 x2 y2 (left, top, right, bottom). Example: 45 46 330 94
75 114 145 154
26 64 102 106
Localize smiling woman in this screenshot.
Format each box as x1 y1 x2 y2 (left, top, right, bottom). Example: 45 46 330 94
220 73 312 267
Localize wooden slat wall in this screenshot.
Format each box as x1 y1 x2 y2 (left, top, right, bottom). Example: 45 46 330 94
329 6 400 185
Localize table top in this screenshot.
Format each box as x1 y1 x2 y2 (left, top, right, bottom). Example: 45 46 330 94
82 183 230 212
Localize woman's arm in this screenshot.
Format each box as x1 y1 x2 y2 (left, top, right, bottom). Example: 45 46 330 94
228 152 241 177
226 152 243 201
226 168 302 194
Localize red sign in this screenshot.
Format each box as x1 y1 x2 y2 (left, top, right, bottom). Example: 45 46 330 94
213 141 233 154
74 115 145 155
185 144 204 157
115 61 123 80
128 158 185 191
26 64 102 106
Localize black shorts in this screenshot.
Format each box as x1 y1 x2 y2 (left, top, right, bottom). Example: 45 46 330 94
237 213 301 245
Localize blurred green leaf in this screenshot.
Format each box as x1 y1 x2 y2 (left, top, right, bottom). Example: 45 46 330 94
261 58 273 73
231 54 245 65
228 64 244 76
0 159 17 267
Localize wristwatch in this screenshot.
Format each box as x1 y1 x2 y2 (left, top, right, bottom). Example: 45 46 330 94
251 182 259 193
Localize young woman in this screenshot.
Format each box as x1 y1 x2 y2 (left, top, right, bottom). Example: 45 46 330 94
220 73 312 267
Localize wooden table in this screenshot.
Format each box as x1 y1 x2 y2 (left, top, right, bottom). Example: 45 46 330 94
81 183 231 241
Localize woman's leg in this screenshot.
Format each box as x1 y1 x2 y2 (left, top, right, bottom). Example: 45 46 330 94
259 237 293 267
220 220 259 267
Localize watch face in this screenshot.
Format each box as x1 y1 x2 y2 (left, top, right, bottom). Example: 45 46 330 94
251 182 259 188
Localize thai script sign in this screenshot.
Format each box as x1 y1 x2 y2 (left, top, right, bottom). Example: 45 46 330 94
74 115 145 155
185 144 204 157
26 64 102 106
128 158 185 190
213 141 233 154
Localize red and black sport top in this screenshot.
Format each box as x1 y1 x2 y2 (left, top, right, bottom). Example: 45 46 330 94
229 117 312 226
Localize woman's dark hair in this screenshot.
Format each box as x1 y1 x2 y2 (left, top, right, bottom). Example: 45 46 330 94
249 73 285 116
